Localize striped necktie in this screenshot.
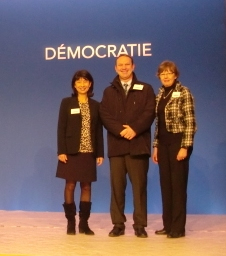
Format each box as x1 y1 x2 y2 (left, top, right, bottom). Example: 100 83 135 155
123 83 128 95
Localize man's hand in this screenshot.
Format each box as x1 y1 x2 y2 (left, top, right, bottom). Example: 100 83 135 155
120 125 136 140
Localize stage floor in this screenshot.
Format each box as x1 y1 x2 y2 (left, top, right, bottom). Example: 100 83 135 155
0 211 226 256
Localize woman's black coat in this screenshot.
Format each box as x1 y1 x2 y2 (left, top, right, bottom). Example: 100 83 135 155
57 97 104 158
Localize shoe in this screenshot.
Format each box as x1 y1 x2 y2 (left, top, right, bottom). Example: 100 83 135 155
167 231 185 238
62 202 76 235
79 224 94 235
155 228 168 235
134 227 148 238
108 226 125 237
79 201 94 235
67 220 76 235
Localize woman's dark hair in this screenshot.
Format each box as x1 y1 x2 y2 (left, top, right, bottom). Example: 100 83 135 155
156 60 180 78
71 70 94 97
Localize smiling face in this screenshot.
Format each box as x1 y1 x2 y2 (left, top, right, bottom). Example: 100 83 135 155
159 70 177 87
115 55 135 82
74 77 91 96
157 61 179 87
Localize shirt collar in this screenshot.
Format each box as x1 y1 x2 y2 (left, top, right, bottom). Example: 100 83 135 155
120 79 132 87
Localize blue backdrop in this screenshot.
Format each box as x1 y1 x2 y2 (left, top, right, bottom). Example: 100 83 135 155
0 0 225 214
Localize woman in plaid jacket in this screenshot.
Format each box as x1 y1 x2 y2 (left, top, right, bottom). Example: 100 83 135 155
152 60 197 238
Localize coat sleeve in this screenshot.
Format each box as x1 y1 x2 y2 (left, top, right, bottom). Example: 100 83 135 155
129 85 156 135
152 90 162 148
96 109 104 158
181 89 197 147
153 117 159 148
57 98 68 155
99 88 124 137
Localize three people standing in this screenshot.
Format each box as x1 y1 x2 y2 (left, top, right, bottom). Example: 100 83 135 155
56 58 196 239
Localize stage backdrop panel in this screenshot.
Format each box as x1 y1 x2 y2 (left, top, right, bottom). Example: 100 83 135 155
0 0 225 213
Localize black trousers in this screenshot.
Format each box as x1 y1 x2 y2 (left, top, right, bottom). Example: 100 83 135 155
109 155 149 228
158 142 192 233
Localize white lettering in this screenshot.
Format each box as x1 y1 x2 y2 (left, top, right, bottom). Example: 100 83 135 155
57 44 66 60
67 46 81 59
82 46 94 59
138 44 141 56
117 44 128 56
45 48 56 60
44 42 152 60
127 44 137 57
96 45 106 58
143 43 152 56
107 45 117 57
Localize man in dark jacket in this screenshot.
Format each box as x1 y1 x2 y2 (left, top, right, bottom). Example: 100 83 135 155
99 54 155 238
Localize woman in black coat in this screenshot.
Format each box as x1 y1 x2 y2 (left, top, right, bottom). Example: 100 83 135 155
56 70 104 235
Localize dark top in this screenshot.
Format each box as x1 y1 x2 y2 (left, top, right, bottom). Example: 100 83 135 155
57 96 104 158
100 73 155 157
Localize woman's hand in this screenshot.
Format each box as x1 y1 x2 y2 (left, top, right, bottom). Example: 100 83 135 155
152 147 158 164
96 157 104 166
177 148 187 161
58 154 68 163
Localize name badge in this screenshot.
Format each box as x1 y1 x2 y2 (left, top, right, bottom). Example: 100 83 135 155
71 108 80 114
133 84 144 90
172 92 181 98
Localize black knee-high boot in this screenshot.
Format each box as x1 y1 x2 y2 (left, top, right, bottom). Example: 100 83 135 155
63 202 76 235
79 201 94 235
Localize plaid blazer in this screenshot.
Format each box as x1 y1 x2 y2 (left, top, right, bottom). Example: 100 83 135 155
153 81 197 148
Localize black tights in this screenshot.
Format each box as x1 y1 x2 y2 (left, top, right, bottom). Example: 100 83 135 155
64 180 92 204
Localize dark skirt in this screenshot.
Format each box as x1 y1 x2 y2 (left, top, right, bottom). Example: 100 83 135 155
56 153 96 182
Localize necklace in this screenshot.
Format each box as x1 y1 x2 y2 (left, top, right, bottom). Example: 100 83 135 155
163 89 173 99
